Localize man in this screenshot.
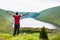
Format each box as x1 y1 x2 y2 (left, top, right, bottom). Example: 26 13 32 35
7 11 29 36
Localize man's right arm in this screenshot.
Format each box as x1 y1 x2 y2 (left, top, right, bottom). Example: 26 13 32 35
6 11 13 16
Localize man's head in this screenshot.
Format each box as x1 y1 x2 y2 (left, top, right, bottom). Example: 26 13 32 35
16 12 18 15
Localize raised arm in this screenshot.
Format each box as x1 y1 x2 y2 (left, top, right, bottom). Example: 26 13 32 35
6 11 13 16
21 12 29 17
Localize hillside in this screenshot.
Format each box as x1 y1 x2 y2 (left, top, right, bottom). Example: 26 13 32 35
37 6 60 27
0 15 10 29
0 9 14 21
0 9 14 33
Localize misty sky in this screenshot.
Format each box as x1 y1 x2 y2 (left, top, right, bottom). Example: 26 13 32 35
0 0 60 12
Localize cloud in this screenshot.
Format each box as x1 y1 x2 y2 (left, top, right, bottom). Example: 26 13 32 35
0 0 60 12
50 0 60 3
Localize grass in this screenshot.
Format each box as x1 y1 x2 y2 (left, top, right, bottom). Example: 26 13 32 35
0 33 12 40
0 32 60 40
0 33 39 40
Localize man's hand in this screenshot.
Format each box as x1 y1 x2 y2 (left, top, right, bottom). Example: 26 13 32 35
6 11 9 13
6 11 13 16
21 12 29 16
26 12 29 14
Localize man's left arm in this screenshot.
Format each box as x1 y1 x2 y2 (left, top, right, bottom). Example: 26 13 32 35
21 12 29 17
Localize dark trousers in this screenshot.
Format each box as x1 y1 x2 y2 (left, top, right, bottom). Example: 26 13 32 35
13 24 20 36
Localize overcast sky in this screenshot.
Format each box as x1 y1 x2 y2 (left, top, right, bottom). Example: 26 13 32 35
0 0 60 12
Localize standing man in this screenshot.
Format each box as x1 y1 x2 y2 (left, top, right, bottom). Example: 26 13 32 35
7 12 29 36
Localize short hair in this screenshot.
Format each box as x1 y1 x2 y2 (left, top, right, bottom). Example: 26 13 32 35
16 12 18 15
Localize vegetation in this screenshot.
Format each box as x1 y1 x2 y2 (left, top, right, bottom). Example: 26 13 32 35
0 9 15 33
37 6 60 27
39 27 49 40
0 32 60 40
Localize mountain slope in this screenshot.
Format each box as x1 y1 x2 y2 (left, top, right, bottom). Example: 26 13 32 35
0 15 10 27
37 6 60 27
0 9 14 32
0 9 14 21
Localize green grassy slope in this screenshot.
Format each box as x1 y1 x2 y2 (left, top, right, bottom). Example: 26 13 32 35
0 9 15 26
0 9 14 21
0 15 10 28
0 9 14 33
0 32 60 40
37 6 60 27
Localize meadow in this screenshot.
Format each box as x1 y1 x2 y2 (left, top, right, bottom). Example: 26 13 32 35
0 32 60 40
